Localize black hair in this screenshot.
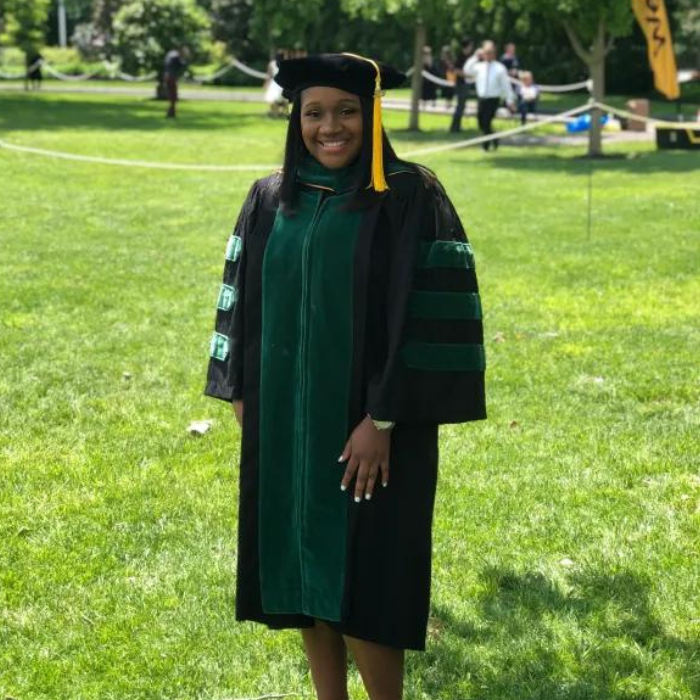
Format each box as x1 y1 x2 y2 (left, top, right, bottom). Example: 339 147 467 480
279 93 404 214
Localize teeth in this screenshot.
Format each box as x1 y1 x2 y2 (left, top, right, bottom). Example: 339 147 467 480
321 140 347 147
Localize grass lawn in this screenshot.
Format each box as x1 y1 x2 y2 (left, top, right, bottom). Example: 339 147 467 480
1 92 699 700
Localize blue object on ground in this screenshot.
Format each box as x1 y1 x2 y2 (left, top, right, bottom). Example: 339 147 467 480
567 113 609 133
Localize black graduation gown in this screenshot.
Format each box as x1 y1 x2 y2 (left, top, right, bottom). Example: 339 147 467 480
204 162 486 651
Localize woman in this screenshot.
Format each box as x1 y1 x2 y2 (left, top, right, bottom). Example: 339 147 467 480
204 53 486 700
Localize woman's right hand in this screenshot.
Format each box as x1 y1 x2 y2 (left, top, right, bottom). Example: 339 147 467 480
232 400 243 427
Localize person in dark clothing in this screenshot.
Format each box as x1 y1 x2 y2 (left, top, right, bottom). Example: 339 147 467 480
420 45 438 106
449 38 475 133
204 53 486 700
500 42 520 80
25 51 43 91
164 47 188 118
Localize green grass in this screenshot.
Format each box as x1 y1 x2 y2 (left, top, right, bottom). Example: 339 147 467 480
1 91 699 700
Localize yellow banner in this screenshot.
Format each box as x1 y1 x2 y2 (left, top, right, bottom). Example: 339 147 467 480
632 0 680 100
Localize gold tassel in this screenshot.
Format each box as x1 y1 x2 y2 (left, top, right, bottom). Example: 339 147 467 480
342 52 389 192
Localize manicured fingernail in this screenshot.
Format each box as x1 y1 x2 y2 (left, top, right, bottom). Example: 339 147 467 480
365 493 372 501
338 455 344 462
354 496 361 503
340 484 347 491
382 482 388 488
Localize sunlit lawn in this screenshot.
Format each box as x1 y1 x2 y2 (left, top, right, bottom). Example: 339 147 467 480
1 91 699 700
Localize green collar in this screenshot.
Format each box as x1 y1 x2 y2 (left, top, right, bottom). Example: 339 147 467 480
296 156 360 193
296 156 416 193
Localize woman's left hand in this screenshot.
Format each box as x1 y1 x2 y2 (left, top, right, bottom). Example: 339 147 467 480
338 416 392 502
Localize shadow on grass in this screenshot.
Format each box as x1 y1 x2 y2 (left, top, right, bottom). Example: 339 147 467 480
0 94 266 133
416 568 699 699
465 149 700 174
387 127 483 145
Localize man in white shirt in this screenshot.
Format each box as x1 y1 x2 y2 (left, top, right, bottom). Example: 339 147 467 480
464 40 515 151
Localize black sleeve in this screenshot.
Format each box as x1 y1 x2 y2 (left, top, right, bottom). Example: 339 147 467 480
365 175 486 424
203 181 261 402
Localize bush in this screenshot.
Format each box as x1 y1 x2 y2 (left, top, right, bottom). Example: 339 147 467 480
113 0 211 77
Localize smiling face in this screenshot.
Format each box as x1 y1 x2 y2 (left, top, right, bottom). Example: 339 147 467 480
300 86 363 169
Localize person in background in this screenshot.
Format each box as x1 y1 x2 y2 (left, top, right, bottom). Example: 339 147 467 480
164 46 189 118
437 45 456 107
449 38 475 133
516 71 540 125
464 40 515 151
420 45 438 108
500 42 520 80
25 50 43 91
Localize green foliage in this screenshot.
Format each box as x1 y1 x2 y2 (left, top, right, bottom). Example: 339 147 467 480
112 0 211 75
343 0 476 38
197 0 256 58
673 0 700 66
490 0 635 44
0 0 50 54
247 0 326 49
92 0 130 32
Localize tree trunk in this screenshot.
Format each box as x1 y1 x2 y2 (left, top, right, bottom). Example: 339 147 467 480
588 21 607 157
408 19 425 131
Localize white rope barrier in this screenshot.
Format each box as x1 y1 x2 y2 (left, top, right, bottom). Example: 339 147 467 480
187 60 237 84
42 62 103 81
103 61 156 82
420 70 454 88
0 56 264 83
0 100 679 171
0 137 280 171
231 58 268 81
510 76 590 93
406 64 591 93
400 102 594 158
591 100 676 126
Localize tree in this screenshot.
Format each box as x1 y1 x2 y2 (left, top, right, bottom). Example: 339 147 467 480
672 0 700 67
247 0 326 54
93 0 129 35
112 0 211 96
0 0 50 54
495 0 635 156
343 0 478 131
203 0 256 59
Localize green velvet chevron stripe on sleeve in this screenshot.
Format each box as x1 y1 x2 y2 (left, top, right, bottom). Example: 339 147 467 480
209 332 229 361
401 342 486 372
416 240 474 269
225 234 243 262
217 283 238 311
408 291 482 320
